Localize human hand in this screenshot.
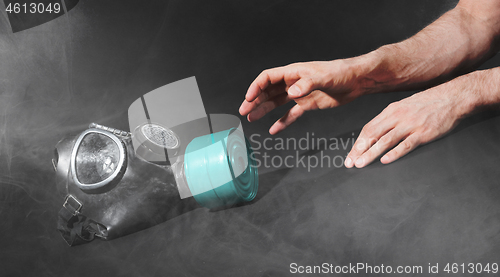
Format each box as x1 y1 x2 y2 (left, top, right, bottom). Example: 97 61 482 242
344 78 474 168
239 60 368 135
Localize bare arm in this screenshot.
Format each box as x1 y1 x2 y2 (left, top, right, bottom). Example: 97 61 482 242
358 0 500 94
240 0 500 167
345 0 500 167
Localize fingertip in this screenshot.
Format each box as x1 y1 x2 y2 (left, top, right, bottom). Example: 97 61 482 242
239 104 246 116
245 94 256 103
346 153 360 168
344 156 354 168
268 126 279 135
239 100 253 117
247 77 269 102
245 92 256 103
354 157 365 168
380 155 391 164
245 84 259 102
247 108 265 122
288 85 302 97
269 121 285 135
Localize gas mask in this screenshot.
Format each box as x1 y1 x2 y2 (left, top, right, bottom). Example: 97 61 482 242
54 77 258 246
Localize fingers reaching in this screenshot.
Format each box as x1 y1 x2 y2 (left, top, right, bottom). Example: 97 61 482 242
246 93 292 122
269 104 305 135
239 81 288 117
241 57 466 169
244 66 298 102
240 64 323 121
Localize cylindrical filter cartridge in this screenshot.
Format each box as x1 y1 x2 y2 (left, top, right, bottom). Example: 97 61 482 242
183 128 258 209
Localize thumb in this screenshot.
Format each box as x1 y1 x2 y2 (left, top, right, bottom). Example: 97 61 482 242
287 77 317 98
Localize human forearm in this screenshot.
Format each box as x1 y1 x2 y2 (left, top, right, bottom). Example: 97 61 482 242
349 0 500 95
460 67 500 113
240 0 500 136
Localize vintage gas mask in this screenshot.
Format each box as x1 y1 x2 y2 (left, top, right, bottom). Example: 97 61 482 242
54 77 258 246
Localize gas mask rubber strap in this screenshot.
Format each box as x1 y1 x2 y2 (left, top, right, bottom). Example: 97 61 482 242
57 203 95 246
59 166 107 247
57 196 108 246
58 164 108 246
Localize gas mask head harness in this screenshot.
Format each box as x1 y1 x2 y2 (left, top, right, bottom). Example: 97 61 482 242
55 77 258 246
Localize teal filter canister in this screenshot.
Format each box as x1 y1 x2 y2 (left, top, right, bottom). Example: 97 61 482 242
183 128 258 209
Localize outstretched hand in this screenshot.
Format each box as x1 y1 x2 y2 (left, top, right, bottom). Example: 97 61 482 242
241 60 483 168
239 60 367 135
240 0 500 168
345 79 471 168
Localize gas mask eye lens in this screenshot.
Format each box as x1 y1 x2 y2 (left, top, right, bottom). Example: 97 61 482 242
75 133 120 184
71 129 126 191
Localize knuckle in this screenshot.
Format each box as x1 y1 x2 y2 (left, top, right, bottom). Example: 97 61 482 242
411 134 423 146
255 92 268 105
350 141 362 154
386 102 397 110
361 124 375 137
354 141 365 152
384 102 398 113
401 140 412 151
287 62 306 74
399 106 409 114
261 103 272 115
297 62 312 72
353 137 369 152
379 135 392 146
256 71 270 85
348 149 359 158
260 69 270 77
424 130 439 142
426 121 442 135
302 76 315 89
288 107 302 119
385 101 406 115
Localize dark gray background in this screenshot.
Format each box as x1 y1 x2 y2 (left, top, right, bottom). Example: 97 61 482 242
1 0 500 276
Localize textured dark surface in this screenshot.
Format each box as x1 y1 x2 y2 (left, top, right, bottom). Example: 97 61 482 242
2 0 500 276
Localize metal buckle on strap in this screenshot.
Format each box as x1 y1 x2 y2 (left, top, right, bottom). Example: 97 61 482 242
63 195 82 216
